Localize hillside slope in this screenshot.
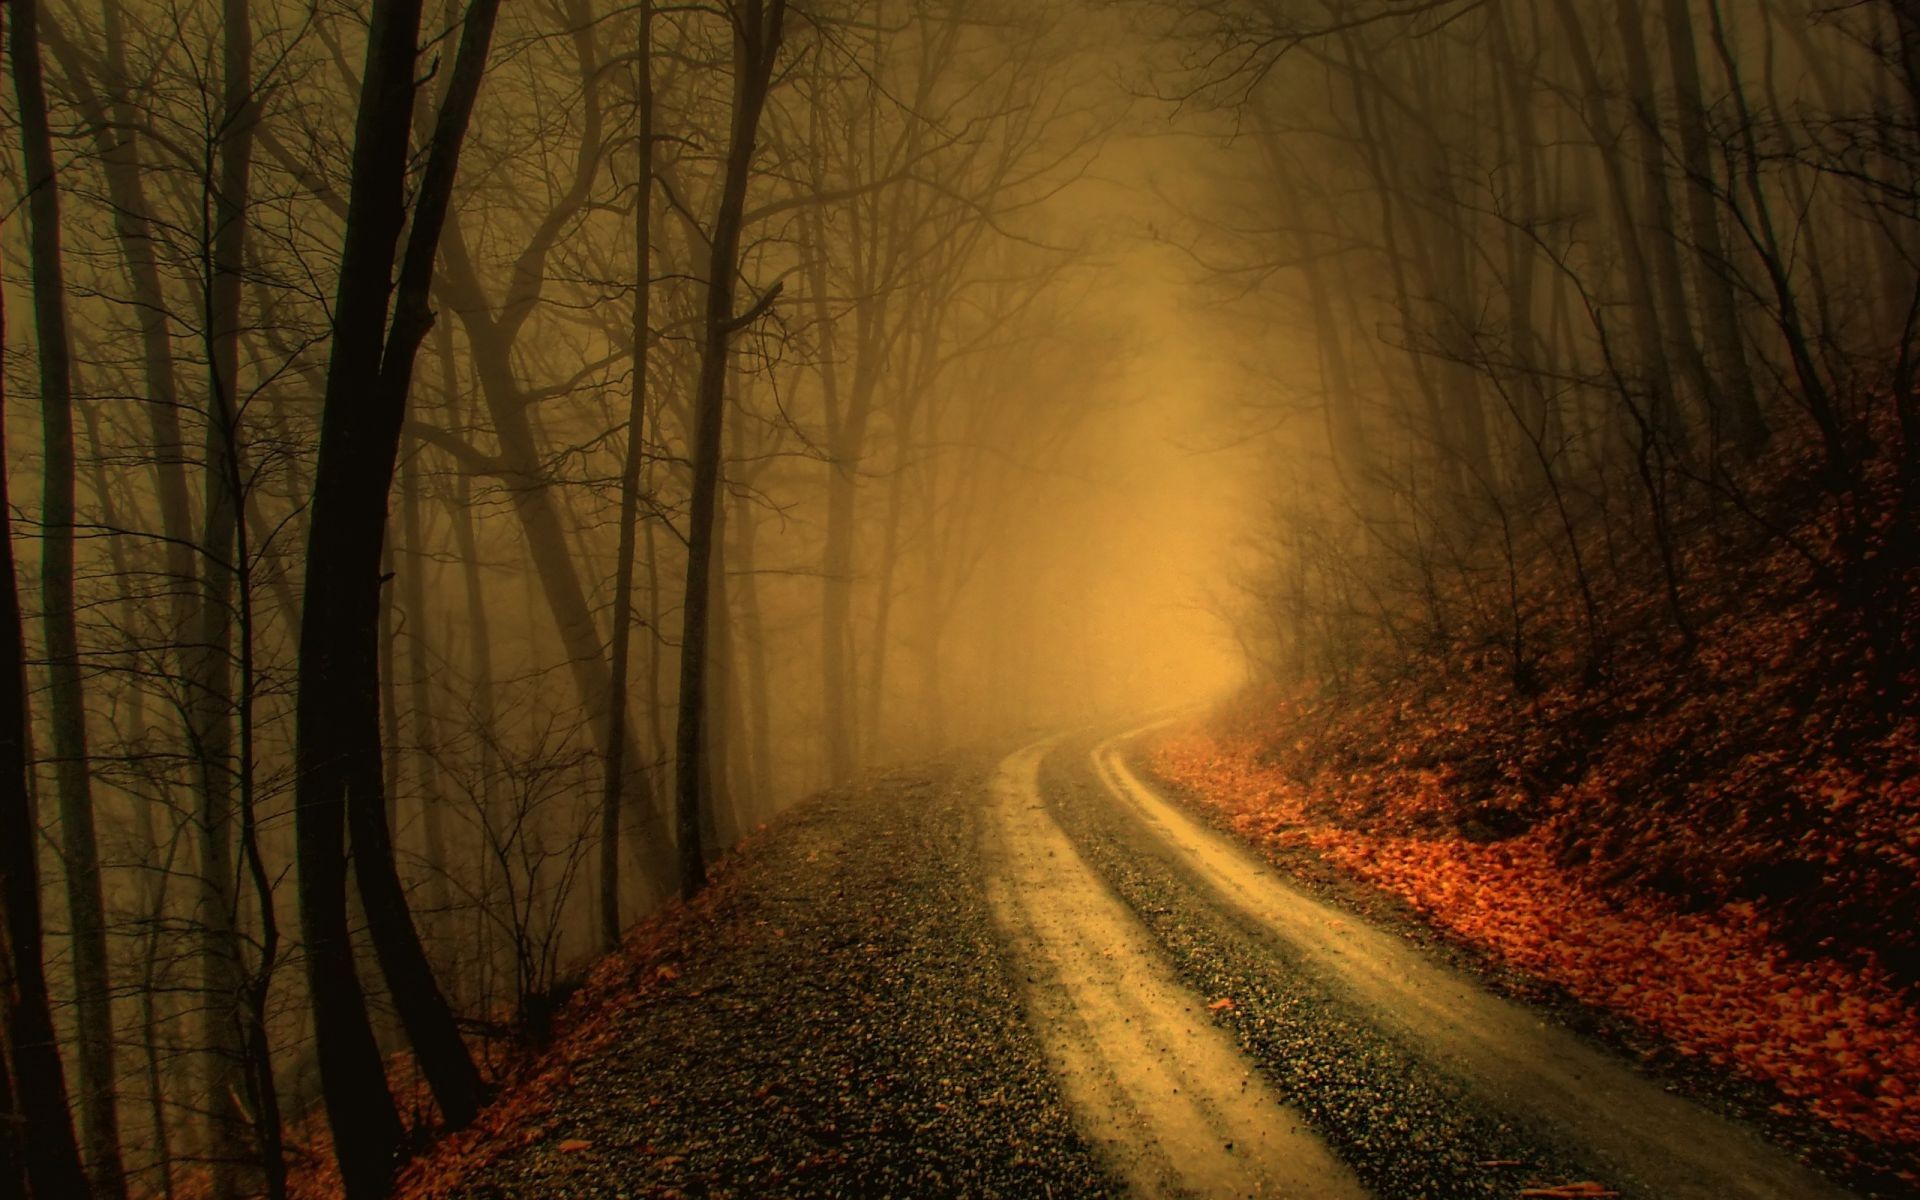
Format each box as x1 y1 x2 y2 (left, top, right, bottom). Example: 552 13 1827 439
1152 438 1920 1186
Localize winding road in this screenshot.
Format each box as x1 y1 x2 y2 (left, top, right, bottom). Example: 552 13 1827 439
988 726 1854 1200
429 728 1863 1199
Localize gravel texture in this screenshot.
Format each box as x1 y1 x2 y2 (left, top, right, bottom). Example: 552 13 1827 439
1127 741 1896 1198
1038 734 1633 1200
442 760 1112 1199
426 731 1870 1200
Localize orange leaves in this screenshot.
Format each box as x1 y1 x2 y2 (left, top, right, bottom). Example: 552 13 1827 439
1207 997 1236 1012
1152 721 1920 1155
384 866 747 1200
1337 825 1920 1149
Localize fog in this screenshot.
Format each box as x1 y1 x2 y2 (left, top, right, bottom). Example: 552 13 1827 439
2 0 1913 1194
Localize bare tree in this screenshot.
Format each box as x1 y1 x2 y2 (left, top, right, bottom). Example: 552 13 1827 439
8 0 128 1190
0 184 93 1200
292 0 500 1192
601 0 658 949
674 0 789 896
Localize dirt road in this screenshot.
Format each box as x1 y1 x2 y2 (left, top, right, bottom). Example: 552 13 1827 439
428 733 1861 1198
1011 725 1855 1199
982 738 1366 1198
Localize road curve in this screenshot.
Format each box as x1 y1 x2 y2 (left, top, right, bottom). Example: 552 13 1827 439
983 737 1367 1199
403 737 1862 1198
1073 722 1854 1200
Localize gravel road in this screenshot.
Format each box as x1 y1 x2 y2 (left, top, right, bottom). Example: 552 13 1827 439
983 737 1365 1199
440 759 1112 1198
436 731 1864 1199
1044 725 1859 1200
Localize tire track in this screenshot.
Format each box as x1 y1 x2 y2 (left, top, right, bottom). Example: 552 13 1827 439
983 737 1367 1199
1082 724 1854 1200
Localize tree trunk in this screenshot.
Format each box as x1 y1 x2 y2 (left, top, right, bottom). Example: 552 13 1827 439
861 306 945 751
0 1036 21 1198
731 497 775 818
448 331 674 899
1662 0 1766 456
1488 3 1554 464
294 3 425 1188
1549 0 1685 446
344 0 500 1136
0 189 93 1200
399 434 449 918
860 433 907 757
819 466 862 780
42 3 199 621
438 324 499 842
294 0 499 1190
1337 39 1462 500
601 0 656 947
709 510 743 838
8 4 128 1191
379 537 402 824
675 0 787 897
800 205 860 784
1616 0 1712 453
345 718 482 1130
193 1 261 1185
44 15 221 1188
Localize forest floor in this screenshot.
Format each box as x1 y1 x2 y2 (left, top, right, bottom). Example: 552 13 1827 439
1144 616 1920 1192
1147 712 1920 1199
385 754 1109 1199
1135 425 1920 1196
367 729 1872 1200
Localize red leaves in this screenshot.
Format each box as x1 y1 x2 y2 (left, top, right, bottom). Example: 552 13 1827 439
1336 827 1920 1147
1153 718 1920 1160
378 869 747 1200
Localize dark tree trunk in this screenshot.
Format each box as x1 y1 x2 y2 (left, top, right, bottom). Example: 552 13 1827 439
675 0 787 897
602 0 656 947
293 2 426 1188
1549 0 1685 446
0 1036 20 1200
192 2 261 1187
346 717 482 1129
0 195 93 1200
1662 0 1766 456
1616 0 1713 451
342 0 500 1131
7 3 127 1192
294 0 499 1191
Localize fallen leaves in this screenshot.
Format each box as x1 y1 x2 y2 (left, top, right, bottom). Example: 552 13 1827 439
382 862 751 1200
1207 997 1236 1012
1153 709 1920 1157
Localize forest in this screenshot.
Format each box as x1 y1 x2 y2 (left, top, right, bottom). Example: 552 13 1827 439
1 0 1915 1197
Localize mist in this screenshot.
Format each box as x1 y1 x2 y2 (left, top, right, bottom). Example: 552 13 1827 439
3 0 1916 1195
